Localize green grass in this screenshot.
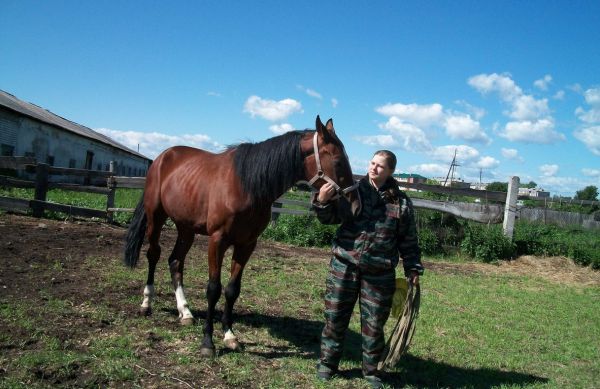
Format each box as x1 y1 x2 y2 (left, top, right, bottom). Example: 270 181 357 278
1 239 598 388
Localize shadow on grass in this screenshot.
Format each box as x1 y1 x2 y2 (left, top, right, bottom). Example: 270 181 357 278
341 354 548 388
179 310 548 388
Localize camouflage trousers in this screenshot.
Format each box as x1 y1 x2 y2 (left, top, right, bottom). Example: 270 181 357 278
320 255 396 376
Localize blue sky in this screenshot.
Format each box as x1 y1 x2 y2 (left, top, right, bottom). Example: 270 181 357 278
1 1 599 197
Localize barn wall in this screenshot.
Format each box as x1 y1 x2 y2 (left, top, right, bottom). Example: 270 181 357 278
0 106 150 184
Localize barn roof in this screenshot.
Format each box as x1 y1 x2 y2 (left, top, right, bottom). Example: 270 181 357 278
0 90 150 161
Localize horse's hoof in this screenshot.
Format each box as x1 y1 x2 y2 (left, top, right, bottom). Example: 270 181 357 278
180 317 195 326
139 307 152 317
199 346 216 358
224 338 243 352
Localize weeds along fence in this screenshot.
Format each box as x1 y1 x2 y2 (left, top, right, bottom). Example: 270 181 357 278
1 157 598 237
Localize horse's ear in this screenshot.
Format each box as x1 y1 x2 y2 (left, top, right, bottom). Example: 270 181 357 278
316 115 335 143
326 118 335 134
316 115 325 131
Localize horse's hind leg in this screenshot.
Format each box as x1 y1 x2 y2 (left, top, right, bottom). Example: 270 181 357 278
140 211 166 317
168 226 195 326
222 240 257 351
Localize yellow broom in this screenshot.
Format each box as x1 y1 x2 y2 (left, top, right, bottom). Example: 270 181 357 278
377 277 421 371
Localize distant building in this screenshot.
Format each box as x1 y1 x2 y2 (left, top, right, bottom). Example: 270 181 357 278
0 90 151 183
518 187 550 198
470 183 487 190
393 173 428 184
433 176 471 189
393 173 428 191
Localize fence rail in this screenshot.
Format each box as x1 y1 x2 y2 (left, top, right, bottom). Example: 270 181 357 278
1 157 597 234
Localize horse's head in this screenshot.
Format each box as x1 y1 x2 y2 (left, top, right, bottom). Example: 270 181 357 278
302 115 361 216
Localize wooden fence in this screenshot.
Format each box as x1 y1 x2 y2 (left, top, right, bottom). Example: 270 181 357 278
1 157 598 238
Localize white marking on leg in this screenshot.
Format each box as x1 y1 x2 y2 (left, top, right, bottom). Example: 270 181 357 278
224 329 237 342
141 285 154 309
175 285 194 319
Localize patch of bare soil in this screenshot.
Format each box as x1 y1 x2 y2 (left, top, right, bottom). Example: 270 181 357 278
426 256 600 287
1 212 597 302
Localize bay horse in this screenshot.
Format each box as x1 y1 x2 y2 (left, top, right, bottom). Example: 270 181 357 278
124 116 360 357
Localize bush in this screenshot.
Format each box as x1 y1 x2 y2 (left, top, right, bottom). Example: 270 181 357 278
514 221 600 269
418 227 441 255
415 209 464 256
461 223 515 262
261 215 337 247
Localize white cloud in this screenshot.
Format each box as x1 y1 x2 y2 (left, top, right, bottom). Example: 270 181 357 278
474 156 500 169
430 145 480 163
501 119 565 143
469 73 550 120
509 95 550 121
534 74 552 91
539 164 559 177
553 90 565 100
269 123 296 135
468 73 522 101
354 134 398 148
501 147 522 161
243 95 302 121
207 91 221 97
582 168 600 177
407 163 449 177
331 98 338 108
569 84 583 93
536 175 582 197
468 73 562 143
297 85 323 100
575 87 600 124
95 128 222 159
306 89 322 99
455 100 486 120
444 114 490 144
378 117 432 151
574 126 600 155
376 103 444 128
584 87 600 105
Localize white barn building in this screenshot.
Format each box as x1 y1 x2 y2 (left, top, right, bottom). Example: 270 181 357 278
0 90 150 182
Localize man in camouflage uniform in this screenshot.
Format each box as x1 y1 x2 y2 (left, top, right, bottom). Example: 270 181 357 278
313 150 424 388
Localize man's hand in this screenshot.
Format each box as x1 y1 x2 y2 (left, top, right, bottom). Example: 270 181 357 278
317 183 336 203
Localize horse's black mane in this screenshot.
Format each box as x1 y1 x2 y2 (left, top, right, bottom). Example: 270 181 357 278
231 130 311 203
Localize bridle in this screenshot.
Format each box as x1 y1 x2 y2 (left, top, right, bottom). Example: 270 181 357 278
304 131 360 199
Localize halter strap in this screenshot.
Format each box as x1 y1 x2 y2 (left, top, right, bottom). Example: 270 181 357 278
304 131 359 198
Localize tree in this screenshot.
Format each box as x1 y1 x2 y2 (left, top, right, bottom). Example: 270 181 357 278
575 185 598 201
520 181 537 189
486 181 508 192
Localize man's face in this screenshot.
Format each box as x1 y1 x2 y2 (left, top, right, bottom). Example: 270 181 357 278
368 154 392 184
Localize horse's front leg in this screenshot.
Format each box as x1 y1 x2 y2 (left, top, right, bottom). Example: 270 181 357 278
222 241 256 351
200 234 228 358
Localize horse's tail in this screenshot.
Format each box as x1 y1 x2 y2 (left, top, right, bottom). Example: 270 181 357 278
124 196 147 268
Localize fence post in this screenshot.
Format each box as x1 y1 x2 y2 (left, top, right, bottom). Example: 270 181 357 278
502 176 520 240
271 200 282 226
32 163 49 218
106 161 116 223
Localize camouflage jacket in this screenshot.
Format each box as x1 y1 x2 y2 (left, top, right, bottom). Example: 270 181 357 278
312 176 424 276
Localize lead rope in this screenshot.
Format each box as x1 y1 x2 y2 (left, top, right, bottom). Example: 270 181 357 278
378 278 421 371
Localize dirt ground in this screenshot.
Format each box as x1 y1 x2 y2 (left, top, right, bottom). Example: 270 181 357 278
0 212 598 387
1 211 598 311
